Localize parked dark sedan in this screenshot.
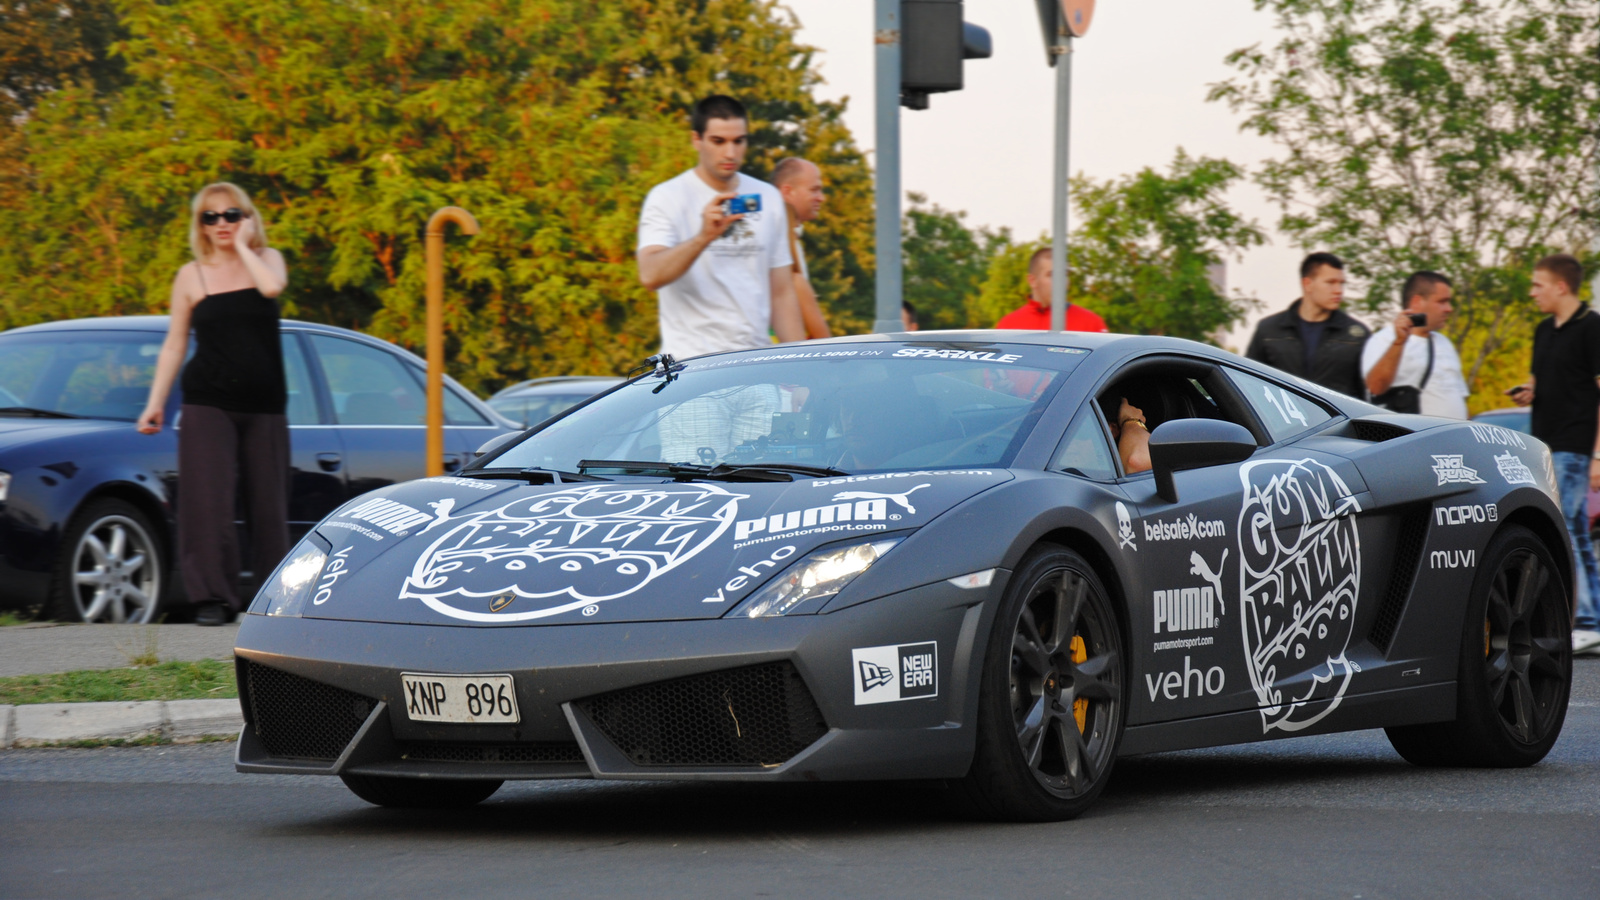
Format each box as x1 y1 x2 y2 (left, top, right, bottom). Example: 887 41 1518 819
0 316 516 623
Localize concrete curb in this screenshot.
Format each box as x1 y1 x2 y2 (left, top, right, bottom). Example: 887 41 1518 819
1 699 242 748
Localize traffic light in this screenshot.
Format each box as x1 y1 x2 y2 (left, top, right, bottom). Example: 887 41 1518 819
900 0 992 110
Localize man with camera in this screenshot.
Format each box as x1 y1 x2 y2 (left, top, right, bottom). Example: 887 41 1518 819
1360 271 1468 417
637 95 804 358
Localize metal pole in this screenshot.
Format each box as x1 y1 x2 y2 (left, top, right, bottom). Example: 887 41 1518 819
1050 35 1072 333
873 0 904 334
424 206 480 477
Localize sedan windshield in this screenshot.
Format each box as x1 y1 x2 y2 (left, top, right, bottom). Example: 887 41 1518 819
0 331 163 421
488 343 1082 475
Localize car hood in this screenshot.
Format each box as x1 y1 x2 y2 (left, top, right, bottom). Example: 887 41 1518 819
301 469 1012 626
0 417 130 455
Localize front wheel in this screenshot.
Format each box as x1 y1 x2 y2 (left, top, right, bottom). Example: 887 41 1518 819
339 774 503 809
959 545 1125 821
48 499 165 624
1386 524 1571 767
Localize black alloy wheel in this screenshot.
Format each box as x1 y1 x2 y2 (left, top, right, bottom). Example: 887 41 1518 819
339 773 503 809
961 545 1124 821
1386 524 1571 767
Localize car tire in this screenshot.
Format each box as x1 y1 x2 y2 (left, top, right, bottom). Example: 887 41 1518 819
958 544 1125 821
1385 524 1571 767
339 774 503 808
47 498 165 624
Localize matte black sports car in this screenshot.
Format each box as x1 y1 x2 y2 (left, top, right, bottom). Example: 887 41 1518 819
235 332 1575 820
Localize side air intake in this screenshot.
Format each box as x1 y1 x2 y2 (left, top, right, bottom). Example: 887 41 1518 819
1348 419 1413 443
1369 507 1430 652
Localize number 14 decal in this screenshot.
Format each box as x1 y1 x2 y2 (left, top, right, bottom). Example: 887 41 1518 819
1262 385 1308 428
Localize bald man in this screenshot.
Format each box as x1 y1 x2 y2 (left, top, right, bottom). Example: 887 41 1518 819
772 157 831 339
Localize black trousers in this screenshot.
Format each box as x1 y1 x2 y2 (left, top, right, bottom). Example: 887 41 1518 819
178 404 290 611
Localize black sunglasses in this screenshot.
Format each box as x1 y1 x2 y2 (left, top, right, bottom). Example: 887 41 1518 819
200 208 248 226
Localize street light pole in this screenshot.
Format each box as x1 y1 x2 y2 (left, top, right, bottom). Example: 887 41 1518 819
424 206 479 477
1050 33 1072 333
873 0 904 334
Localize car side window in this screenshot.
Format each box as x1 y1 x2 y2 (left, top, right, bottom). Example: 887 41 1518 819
1052 408 1118 481
1224 367 1332 443
280 334 319 426
309 335 426 425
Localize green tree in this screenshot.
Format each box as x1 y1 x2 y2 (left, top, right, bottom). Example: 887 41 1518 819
901 192 1011 331
969 239 1042 329
1069 150 1263 340
0 0 878 392
1210 0 1598 403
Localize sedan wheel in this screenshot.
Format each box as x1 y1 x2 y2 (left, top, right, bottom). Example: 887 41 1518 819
1386 524 1570 767
50 500 163 624
961 545 1124 821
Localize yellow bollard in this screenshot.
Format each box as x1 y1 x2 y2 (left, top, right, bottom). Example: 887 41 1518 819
424 206 480 477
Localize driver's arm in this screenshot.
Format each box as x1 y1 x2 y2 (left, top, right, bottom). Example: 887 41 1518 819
1115 398 1151 474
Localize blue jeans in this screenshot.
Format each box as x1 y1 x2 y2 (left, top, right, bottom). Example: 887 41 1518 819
1551 451 1600 630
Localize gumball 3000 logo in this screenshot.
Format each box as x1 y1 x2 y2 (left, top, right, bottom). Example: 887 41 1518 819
400 484 746 623
1237 458 1362 733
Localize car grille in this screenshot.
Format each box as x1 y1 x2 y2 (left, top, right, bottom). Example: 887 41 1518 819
398 742 586 764
245 661 374 760
575 662 828 767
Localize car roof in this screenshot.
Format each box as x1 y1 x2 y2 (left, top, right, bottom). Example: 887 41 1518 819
2 315 372 340
491 376 625 399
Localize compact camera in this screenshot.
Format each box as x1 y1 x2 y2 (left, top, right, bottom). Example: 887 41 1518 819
723 194 762 215
1408 312 1428 327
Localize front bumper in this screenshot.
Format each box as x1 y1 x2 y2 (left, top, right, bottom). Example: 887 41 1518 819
234 573 1006 782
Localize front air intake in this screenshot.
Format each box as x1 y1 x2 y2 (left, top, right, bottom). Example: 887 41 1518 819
245 661 374 760
576 662 828 767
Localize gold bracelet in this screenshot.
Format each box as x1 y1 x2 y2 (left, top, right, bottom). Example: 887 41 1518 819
1120 418 1147 431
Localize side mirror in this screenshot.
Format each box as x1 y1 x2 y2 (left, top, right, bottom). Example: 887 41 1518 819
1147 419 1257 503
474 431 522 460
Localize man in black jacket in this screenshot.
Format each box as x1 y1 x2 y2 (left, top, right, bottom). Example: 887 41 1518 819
1245 253 1372 398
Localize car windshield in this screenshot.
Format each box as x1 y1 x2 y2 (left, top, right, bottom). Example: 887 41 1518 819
487 343 1082 475
0 330 164 421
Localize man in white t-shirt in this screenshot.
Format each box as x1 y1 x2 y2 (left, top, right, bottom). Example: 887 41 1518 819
637 95 803 359
1361 271 1470 418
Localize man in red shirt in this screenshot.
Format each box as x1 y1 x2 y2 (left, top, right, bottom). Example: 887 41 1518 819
994 247 1110 332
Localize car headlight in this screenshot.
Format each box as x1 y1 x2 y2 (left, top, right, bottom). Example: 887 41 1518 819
258 539 329 617
728 536 904 618
0 470 10 503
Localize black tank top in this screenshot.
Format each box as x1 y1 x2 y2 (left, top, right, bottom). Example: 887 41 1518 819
180 272 287 415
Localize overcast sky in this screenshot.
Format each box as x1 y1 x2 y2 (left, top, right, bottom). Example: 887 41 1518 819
781 0 1315 345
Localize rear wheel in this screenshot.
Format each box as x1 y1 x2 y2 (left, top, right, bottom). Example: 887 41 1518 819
339 774 503 808
48 499 164 624
1385 524 1571 767
959 545 1124 821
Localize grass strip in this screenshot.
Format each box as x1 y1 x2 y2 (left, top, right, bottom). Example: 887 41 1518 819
0 611 36 626
0 659 236 705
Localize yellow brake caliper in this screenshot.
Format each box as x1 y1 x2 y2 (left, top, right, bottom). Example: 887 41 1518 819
1070 634 1089 732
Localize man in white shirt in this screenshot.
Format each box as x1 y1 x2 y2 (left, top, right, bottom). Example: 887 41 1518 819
771 156 831 339
637 95 804 359
1361 271 1470 418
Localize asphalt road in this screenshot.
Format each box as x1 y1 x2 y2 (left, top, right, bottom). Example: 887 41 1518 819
4 660 1597 900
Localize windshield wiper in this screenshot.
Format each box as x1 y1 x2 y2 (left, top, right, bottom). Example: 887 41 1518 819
577 459 850 483
465 467 609 484
0 406 83 419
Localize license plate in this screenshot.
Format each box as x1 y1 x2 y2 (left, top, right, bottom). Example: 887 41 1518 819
400 673 520 724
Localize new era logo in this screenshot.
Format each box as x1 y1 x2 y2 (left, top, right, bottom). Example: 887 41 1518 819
852 642 938 705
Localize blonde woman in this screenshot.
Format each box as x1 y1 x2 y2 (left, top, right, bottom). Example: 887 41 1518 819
137 183 289 626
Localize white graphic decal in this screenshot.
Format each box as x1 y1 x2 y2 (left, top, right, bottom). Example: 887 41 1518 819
1145 656 1226 700
1467 424 1526 449
1238 459 1362 733
423 476 500 492
700 545 798 603
400 484 746 623
1143 513 1227 541
735 499 889 543
892 348 1023 363
1116 502 1137 551
1260 384 1309 428
1431 454 1485 486
342 497 432 534
1435 503 1497 526
832 483 930 515
311 547 352 606
811 469 993 488
1494 452 1536 486
1430 549 1475 569
852 642 939 705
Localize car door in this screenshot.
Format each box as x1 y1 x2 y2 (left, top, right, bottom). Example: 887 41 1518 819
304 333 475 499
280 331 347 538
1103 356 1270 726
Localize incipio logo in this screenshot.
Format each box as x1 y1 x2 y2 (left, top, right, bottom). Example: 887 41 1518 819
1435 503 1497 526
852 642 938 705
341 497 432 534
